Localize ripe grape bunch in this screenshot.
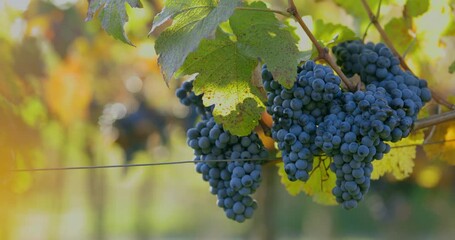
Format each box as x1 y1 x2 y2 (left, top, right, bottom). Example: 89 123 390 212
262 61 341 182
176 80 269 223
262 41 431 209
332 40 432 139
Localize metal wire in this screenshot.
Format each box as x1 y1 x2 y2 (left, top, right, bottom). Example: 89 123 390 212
11 139 455 172
390 138 455 149
12 158 280 172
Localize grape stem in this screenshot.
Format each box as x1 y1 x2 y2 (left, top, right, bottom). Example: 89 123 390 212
360 0 455 110
413 110 455 130
287 0 356 92
259 118 272 137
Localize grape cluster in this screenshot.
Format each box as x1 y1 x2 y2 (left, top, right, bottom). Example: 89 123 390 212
315 89 393 208
177 81 268 222
333 40 432 141
179 40 432 214
262 48 431 209
262 61 341 181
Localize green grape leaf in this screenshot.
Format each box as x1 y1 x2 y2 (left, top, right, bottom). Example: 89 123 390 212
152 0 241 83
332 0 386 40
449 60 455 74
86 0 143 46
371 131 424 180
334 0 399 19
178 32 264 136
384 18 413 54
313 19 357 56
277 156 337 205
313 19 357 47
229 1 301 88
333 0 368 19
333 0 395 19
404 0 429 17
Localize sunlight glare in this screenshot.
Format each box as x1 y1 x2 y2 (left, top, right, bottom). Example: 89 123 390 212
413 0 451 59
10 17 27 41
6 0 30 11
286 16 314 52
50 0 78 9
137 42 156 59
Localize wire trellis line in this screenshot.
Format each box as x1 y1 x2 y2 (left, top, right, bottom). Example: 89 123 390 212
12 159 280 172
11 138 455 172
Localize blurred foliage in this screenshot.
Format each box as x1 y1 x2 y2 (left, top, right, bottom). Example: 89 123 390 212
0 0 454 239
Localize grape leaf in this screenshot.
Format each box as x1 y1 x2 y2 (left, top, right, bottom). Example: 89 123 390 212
86 0 143 46
313 19 357 57
424 122 455 165
178 31 264 136
333 0 396 19
277 162 304 196
333 0 369 19
404 0 429 17
277 156 337 205
333 0 400 25
449 60 455 74
371 131 424 180
384 18 413 54
152 0 241 83
313 19 357 47
229 1 301 88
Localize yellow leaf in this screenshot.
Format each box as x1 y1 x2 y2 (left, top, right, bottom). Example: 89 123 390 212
277 162 304 196
424 122 455 164
277 156 337 205
371 131 424 180
302 156 337 205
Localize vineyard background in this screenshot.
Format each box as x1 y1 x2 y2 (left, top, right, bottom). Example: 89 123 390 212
1 0 455 239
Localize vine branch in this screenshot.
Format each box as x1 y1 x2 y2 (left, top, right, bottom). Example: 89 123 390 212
235 7 291 17
360 0 455 110
362 0 382 41
413 110 455 130
287 0 356 92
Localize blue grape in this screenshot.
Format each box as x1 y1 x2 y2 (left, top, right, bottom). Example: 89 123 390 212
333 40 431 142
262 61 341 182
179 81 269 222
